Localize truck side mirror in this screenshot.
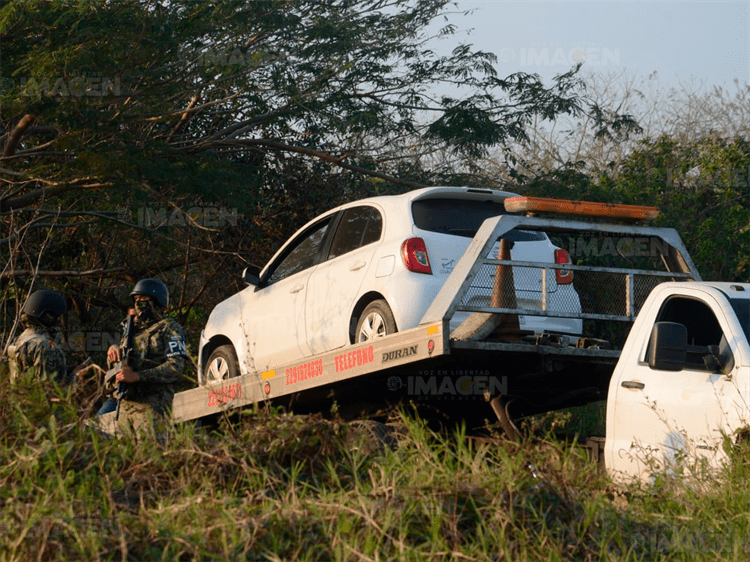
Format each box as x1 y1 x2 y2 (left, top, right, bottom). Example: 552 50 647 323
242 265 260 286
648 322 687 371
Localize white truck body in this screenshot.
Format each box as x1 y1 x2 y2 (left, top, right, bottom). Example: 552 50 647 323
605 281 750 481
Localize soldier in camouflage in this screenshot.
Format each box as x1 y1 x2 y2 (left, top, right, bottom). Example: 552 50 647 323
100 279 189 435
6 290 69 385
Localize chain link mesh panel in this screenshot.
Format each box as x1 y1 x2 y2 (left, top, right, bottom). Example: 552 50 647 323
456 260 686 321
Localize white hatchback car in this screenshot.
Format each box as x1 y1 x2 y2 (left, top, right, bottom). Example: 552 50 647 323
198 186 582 383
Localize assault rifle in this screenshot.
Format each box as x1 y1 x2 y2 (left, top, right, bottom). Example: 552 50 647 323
104 314 136 423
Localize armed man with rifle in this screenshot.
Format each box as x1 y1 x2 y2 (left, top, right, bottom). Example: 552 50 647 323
97 279 189 436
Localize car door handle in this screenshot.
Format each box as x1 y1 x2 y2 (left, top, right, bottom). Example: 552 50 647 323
289 284 305 294
349 261 366 272
621 380 645 390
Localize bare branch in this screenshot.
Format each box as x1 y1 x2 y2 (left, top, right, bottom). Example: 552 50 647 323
0 167 24 177
2 114 36 159
215 139 427 189
166 94 201 144
0 267 130 279
0 126 58 146
0 181 111 212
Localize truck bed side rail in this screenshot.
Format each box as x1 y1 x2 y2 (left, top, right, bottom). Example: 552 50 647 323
457 259 693 321
419 214 701 335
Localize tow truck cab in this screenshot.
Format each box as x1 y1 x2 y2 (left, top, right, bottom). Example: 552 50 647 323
605 282 750 481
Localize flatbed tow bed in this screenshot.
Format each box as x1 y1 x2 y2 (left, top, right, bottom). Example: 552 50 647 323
172 201 700 429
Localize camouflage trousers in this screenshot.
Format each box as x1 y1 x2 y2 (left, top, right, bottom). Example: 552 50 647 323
91 400 169 442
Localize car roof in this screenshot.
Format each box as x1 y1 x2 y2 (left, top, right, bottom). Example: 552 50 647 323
259 187 524 278
337 186 522 211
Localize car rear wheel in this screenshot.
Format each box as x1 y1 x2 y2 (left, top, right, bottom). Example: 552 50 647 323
355 300 396 343
203 344 240 385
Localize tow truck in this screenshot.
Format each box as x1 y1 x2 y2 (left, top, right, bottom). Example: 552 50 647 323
163 196 750 480
173 196 697 425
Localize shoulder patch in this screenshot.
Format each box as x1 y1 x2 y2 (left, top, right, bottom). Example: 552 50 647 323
166 334 188 359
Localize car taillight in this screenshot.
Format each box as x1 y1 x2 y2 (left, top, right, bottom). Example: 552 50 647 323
554 249 573 284
402 238 432 274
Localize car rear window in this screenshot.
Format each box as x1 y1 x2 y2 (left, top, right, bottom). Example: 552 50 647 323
411 198 547 242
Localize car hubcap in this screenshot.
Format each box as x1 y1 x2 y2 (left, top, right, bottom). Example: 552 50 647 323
207 357 228 382
359 312 387 342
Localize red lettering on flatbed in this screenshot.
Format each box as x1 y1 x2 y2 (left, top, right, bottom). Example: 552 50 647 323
334 345 374 373
285 358 324 385
207 382 242 407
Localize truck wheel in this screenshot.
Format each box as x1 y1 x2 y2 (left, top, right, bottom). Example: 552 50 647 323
355 300 396 343
203 344 240 385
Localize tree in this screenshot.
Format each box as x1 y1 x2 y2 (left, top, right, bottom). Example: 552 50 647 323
522 136 750 283
497 70 750 183
0 0 620 351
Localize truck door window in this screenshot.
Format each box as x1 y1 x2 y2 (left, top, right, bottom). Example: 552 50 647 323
652 296 733 372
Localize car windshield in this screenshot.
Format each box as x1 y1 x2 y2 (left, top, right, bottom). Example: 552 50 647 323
411 198 547 242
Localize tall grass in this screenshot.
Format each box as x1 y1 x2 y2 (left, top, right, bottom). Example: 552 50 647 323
2 377 750 561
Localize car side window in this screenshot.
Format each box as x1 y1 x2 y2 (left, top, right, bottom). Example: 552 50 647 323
266 219 331 285
327 206 383 260
651 296 733 372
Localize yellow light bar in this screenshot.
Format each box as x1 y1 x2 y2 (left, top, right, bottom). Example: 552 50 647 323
427 325 439 335
261 369 275 380
504 196 659 222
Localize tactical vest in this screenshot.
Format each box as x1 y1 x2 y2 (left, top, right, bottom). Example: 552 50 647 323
6 328 66 384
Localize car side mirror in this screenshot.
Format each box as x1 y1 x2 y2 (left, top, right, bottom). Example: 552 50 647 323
648 321 687 371
242 265 260 286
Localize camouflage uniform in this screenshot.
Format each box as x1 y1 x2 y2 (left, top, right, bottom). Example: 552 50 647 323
113 317 189 434
7 319 68 385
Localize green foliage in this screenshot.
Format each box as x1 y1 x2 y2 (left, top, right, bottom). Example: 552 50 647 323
4 383 750 561
1 0 609 347
524 136 750 282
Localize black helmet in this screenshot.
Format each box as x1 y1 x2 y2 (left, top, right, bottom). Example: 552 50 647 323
130 278 168 308
23 290 67 318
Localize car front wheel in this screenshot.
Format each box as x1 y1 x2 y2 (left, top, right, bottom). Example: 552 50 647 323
203 344 240 385
355 300 397 343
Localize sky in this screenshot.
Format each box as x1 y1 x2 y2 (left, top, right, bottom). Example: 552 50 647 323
431 1 750 90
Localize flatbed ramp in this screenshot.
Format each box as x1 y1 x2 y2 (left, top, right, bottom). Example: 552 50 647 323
173 322 448 422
